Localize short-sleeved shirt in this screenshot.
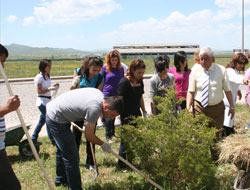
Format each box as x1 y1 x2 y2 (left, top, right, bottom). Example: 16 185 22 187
188 63 230 106
34 73 51 106
118 77 144 120
149 73 175 98
100 65 124 96
168 67 191 99
76 68 103 88
46 88 103 124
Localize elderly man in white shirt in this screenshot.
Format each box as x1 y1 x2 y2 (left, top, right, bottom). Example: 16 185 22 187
186 47 234 140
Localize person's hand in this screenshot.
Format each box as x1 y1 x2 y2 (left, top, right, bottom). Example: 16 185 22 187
72 76 81 87
237 90 242 100
7 95 20 112
228 107 235 119
53 83 60 89
243 78 249 85
48 86 57 91
101 142 112 153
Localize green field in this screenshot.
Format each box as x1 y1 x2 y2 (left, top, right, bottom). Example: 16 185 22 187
1 56 236 79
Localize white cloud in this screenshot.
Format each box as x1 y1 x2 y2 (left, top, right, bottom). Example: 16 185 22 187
215 0 250 16
100 6 246 50
7 15 18 23
22 16 36 26
29 0 121 25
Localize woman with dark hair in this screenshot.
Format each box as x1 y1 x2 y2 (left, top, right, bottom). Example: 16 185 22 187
32 59 59 144
70 56 104 170
223 53 249 136
169 51 191 109
100 50 124 144
117 59 147 170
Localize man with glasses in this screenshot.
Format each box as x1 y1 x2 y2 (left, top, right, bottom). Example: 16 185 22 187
186 47 235 140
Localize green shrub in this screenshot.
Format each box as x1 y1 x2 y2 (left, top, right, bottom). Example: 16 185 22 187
118 87 218 190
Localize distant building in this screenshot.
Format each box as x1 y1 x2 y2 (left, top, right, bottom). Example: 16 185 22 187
113 43 199 59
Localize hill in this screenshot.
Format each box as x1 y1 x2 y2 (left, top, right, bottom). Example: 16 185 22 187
5 43 108 59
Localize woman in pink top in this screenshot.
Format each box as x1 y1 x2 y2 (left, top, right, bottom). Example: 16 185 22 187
245 67 250 129
169 51 191 109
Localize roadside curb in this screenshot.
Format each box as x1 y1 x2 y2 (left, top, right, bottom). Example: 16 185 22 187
0 74 153 83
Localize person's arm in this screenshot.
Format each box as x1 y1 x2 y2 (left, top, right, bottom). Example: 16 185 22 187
140 96 146 113
84 121 104 145
186 91 194 113
224 90 235 119
37 83 50 94
70 75 81 90
0 95 20 117
150 99 156 115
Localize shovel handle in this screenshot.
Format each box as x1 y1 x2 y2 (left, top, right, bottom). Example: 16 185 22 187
110 150 164 190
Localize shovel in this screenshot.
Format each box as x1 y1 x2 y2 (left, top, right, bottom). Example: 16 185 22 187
71 122 99 181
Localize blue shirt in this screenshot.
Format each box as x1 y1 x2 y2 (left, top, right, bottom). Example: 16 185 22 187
77 68 103 88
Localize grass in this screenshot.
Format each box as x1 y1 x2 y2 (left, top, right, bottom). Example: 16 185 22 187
5 104 250 190
7 126 157 190
1 57 235 79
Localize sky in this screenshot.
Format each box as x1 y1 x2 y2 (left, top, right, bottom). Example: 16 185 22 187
1 0 250 51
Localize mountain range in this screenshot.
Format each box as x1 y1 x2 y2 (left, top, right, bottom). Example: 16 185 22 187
4 43 109 59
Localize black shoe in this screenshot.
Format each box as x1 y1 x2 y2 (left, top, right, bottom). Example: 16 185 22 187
55 182 68 187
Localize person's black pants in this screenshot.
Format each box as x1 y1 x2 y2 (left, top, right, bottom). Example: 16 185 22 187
72 120 96 166
0 149 21 190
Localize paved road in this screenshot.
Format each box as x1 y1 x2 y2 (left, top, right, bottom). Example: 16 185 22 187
0 76 151 137
0 75 246 137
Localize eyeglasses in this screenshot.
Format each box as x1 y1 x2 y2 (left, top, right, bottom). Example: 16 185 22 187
238 62 245 65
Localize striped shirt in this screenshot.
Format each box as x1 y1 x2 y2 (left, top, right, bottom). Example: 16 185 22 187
0 117 6 150
0 117 5 136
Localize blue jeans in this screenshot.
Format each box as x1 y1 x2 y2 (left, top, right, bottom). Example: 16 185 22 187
46 115 82 190
103 95 115 140
32 104 55 145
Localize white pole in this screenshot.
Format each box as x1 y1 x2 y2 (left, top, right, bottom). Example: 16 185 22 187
242 0 244 53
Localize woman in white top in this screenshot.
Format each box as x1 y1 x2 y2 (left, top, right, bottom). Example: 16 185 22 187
31 59 59 144
223 53 249 136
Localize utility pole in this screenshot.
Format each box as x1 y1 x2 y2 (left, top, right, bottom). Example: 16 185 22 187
242 0 244 53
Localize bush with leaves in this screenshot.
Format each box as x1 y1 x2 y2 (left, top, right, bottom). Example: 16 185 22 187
118 87 218 190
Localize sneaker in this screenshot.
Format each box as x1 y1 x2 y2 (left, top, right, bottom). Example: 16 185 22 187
86 164 95 171
88 165 96 171
245 123 250 130
55 182 68 187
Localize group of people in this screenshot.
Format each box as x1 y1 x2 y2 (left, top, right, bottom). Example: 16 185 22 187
1 43 250 190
